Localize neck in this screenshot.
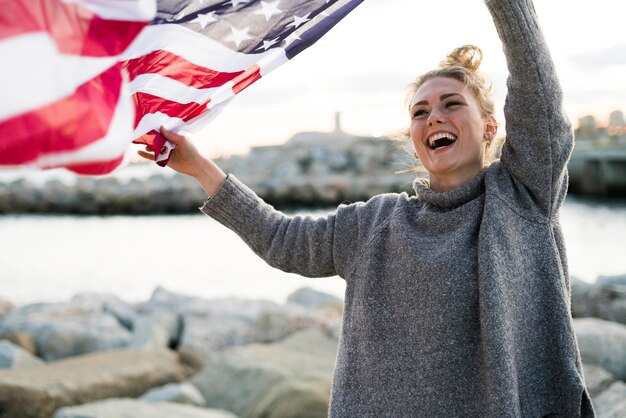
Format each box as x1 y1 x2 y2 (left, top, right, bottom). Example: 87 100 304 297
429 168 482 193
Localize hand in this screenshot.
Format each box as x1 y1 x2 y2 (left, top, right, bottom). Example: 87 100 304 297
137 126 227 196
137 126 203 177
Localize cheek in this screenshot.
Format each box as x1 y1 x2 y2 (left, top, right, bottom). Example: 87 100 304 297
409 121 423 144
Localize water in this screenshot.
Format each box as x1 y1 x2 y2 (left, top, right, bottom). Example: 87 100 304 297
1 198 625 306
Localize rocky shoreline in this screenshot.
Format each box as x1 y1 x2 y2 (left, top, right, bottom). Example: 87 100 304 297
1 276 625 418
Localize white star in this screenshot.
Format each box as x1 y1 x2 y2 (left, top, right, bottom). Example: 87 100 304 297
226 26 253 47
193 12 218 29
256 37 280 51
254 1 282 21
288 13 311 29
228 0 251 8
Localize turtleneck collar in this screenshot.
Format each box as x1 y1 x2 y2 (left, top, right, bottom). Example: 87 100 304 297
412 170 486 208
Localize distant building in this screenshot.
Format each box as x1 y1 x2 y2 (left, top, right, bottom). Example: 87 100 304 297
285 111 352 147
577 115 599 138
608 110 625 137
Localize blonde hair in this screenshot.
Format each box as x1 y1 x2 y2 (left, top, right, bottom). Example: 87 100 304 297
399 45 501 171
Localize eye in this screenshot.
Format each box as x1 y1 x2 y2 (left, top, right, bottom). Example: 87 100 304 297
445 100 462 108
412 109 428 119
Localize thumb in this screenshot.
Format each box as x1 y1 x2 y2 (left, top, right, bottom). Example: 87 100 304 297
160 126 186 144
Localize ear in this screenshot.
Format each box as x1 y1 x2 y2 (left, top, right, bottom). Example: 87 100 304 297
484 115 498 142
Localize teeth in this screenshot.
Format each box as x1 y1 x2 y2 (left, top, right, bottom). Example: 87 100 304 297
428 132 457 148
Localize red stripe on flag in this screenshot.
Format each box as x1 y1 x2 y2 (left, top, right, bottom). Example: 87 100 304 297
58 155 126 175
0 0 146 56
232 64 262 94
0 64 123 164
124 50 246 88
132 92 211 126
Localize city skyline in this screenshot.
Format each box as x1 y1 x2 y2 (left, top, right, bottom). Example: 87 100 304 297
180 0 626 157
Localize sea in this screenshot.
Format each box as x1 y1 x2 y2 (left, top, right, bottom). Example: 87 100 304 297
1 167 625 307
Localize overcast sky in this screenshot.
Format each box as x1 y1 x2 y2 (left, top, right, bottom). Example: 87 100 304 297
190 0 626 156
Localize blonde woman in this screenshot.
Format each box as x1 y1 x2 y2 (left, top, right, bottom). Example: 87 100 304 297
140 0 593 415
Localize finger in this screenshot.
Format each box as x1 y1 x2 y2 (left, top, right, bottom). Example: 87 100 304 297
160 126 185 143
145 145 153 152
137 150 154 160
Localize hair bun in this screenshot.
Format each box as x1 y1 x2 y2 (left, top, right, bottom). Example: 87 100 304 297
439 45 483 72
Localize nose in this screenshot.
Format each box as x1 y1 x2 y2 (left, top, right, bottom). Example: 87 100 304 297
427 108 444 126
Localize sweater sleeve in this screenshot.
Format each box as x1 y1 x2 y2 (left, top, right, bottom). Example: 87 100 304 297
199 175 399 279
486 0 573 217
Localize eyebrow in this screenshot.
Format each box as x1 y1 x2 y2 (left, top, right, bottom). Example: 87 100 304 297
410 93 464 108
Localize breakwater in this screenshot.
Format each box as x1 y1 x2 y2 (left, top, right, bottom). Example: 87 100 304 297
3 130 626 215
0 135 417 214
1 278 626 417
568 144 626 197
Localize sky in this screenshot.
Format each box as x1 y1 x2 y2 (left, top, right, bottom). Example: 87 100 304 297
187 0 626 157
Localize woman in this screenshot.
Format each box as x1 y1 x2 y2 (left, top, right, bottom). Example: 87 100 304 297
139 0 594 416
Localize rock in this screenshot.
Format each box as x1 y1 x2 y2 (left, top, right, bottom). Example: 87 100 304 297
0 298 14 322
52 398 238 418
571 277 626 325
574 318 626 380
583 363 617 398
286 287 342 309
141 288 322 360
140 382 205 406
0 348 184 418
70 293 137 329
0 340 44 369
0 301 132 361
597 274 626 288
571 276 594 317
0 331 36 354
130 312 180 349
593 381 626 418
192 329 337 418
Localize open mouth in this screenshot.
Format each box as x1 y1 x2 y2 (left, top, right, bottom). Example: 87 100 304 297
427 132 457 150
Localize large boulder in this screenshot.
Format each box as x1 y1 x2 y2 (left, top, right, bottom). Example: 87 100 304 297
571 277 626 324
582 363 617 399
286 287 342 309
597 274 626 287
0 300 131 361
140 287 326 360
140 382 205 406
0 298 14 322
130 311 181 350
0 340 44 369
70 293 137 329
574 318 626 380
593 381 626 418
192 329 338 418
52 398 238 418
0 348 184 418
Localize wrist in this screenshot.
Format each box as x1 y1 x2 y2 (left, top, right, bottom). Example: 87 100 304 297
194 158 227 197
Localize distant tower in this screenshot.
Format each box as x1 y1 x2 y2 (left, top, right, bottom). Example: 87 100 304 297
577 115 598 138
608 110 625 137
334 111 343 134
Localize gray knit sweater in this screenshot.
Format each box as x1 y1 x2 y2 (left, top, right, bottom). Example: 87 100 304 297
201 0 594 416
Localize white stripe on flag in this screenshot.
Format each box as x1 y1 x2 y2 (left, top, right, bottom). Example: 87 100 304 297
30 81 135 167
59 0 156 21
123 24 288 74
128 73 216 105
0 33 118 120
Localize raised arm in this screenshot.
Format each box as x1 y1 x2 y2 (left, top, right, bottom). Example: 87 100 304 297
486 0 573 216
138 127 399 279
200 175 399 279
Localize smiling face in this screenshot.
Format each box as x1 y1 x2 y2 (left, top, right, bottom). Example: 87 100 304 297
409 76 496 192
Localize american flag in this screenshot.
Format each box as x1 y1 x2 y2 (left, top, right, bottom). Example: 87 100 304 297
0 0 363 175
